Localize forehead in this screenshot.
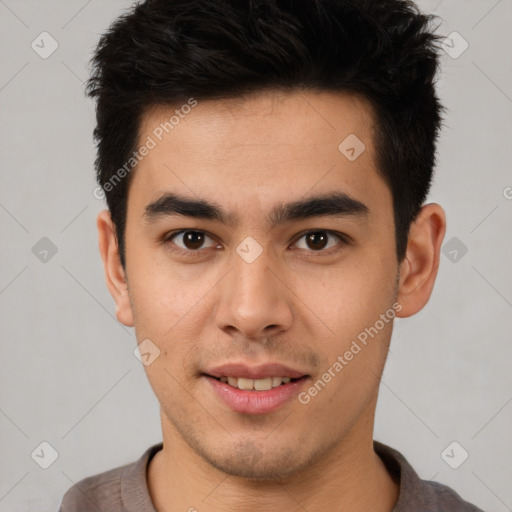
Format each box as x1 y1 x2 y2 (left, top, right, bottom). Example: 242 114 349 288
129 89 389 219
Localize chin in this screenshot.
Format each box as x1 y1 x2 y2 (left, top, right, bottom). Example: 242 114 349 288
207 453 300 481
198 439 329 482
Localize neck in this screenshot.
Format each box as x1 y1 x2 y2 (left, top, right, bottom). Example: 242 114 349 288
147 400 399 512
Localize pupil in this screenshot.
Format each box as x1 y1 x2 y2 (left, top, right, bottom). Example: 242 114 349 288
184 231 204 250
307 232 328 250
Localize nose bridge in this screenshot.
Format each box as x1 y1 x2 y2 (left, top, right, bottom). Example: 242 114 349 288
233 245 273 298
215 241 292 337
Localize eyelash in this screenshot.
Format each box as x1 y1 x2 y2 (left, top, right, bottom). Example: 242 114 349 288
161 229 350 258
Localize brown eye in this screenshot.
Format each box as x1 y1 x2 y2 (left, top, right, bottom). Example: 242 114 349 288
305 232 328 250
166 230 217 251
182 231 205 250
294 231 344 252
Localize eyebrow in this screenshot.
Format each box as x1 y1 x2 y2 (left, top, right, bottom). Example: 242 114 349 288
143 191 369 229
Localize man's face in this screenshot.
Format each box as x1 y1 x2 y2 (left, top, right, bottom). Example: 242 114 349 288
122 90 400 479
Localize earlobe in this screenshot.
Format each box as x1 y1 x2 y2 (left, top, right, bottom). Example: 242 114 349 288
97 210 135 327
396 203 446 318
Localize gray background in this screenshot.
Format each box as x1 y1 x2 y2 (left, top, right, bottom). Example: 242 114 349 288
0 0 511 511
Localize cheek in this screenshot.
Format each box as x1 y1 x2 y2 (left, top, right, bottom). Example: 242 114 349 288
292 252 396 336
301 313 394 423
295 252 397 402
127 263 207 335
127 268 211 377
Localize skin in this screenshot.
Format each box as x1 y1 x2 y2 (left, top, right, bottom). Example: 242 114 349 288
97 89 446 512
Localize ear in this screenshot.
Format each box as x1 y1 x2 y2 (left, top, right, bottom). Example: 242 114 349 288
396 203 446 318
97 210 134 327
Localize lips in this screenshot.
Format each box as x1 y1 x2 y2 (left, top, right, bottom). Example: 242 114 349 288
202 363 310 414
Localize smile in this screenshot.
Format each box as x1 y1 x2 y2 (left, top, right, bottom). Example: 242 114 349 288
214 376 297 391
204 374 310 414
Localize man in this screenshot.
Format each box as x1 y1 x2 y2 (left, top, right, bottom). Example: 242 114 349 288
59 0 484 510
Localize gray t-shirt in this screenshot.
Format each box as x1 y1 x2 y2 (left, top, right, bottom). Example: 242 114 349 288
59 440 485 511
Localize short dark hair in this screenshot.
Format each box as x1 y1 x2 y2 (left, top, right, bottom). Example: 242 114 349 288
86 0 444 269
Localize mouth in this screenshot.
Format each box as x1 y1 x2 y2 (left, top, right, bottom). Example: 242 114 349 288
201 363 310 414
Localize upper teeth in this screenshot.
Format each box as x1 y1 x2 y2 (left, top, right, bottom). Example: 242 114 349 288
219 376 292 391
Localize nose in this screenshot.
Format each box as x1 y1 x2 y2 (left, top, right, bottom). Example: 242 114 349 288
214 245 293 340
